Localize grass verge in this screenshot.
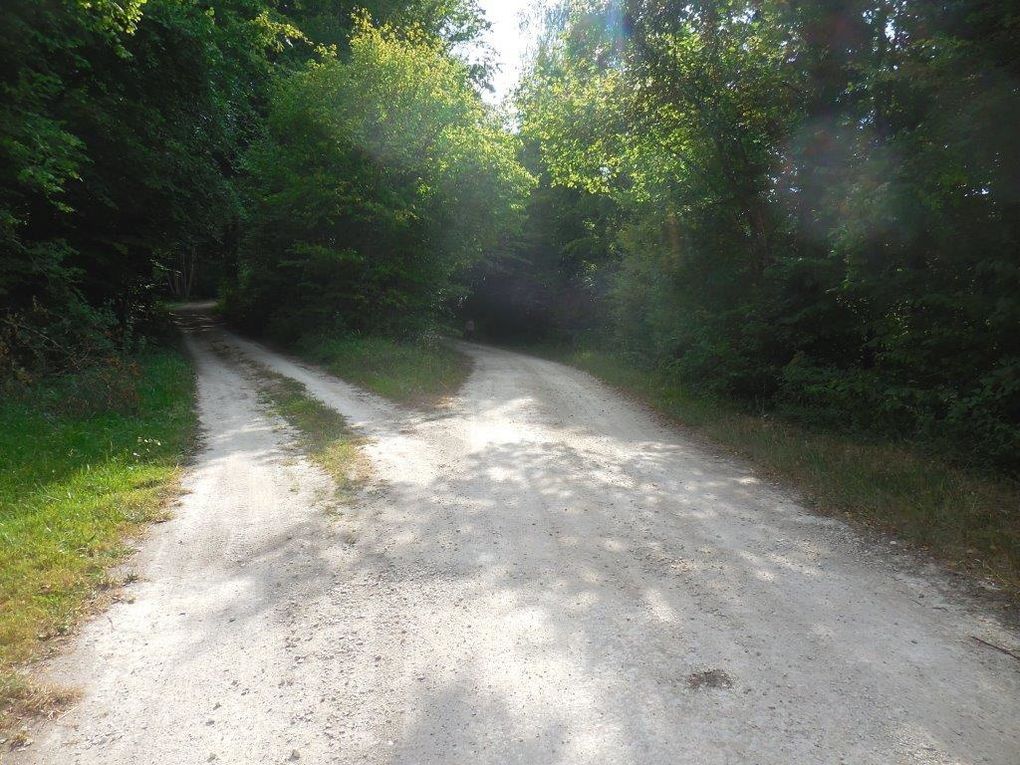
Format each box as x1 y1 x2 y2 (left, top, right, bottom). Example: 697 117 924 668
0 349 196 736
566 349 1020 595
296 334 471 407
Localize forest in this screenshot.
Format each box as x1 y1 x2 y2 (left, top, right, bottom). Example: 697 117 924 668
1 0 1017 471
2 0 1020 751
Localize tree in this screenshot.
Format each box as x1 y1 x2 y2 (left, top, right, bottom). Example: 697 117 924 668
232 15 533 339
0 0 294 374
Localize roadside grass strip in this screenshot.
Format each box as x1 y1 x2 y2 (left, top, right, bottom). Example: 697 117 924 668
0 350 196 733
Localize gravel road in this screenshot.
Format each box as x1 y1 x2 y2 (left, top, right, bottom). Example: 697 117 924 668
11 324 1020 764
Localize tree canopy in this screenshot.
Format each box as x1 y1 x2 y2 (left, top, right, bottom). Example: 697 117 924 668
0 0 514 373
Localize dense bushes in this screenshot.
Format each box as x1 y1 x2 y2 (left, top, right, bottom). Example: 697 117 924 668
507 0 1020 473
0 0 285 373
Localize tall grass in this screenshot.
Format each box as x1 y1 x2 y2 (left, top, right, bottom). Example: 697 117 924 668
0 350 196 723
568 350 1020 593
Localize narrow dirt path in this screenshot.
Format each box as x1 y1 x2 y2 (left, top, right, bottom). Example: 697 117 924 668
12 324 1020 764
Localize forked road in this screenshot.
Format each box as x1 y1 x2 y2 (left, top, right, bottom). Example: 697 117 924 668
13 323 1020 764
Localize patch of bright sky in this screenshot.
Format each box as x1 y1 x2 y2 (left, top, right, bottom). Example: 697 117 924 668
477 0 538 104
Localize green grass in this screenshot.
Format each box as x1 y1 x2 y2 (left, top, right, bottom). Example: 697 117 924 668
296 335 471 406
566 349 1020 594
0 350 196 725
248 364 367 500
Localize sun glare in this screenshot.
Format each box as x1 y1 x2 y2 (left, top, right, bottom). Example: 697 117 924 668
478 0 536 103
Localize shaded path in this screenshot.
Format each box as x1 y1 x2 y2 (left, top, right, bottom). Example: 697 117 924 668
13 324 1020 764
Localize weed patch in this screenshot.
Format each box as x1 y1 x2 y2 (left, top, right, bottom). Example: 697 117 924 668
238 359 369 504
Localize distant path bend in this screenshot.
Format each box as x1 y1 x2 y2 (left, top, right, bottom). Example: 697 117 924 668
13 323 1020 764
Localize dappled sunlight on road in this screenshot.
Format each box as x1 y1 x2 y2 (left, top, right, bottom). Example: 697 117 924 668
230 337 1020 764
18 332 1020 765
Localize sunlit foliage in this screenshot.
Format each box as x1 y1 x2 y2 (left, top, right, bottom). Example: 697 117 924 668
231 16 533 339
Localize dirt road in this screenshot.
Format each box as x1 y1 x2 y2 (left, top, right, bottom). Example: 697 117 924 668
12 325 1020 764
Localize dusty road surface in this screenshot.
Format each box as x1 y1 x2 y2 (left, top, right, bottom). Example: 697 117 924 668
11 322 1020 764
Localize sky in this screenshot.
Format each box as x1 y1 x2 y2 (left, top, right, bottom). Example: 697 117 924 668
477 0 537 104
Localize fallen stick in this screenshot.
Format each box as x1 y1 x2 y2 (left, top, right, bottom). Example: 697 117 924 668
971 635 1020 661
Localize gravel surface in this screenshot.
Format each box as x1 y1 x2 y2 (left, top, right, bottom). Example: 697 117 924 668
11 325 1020 764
